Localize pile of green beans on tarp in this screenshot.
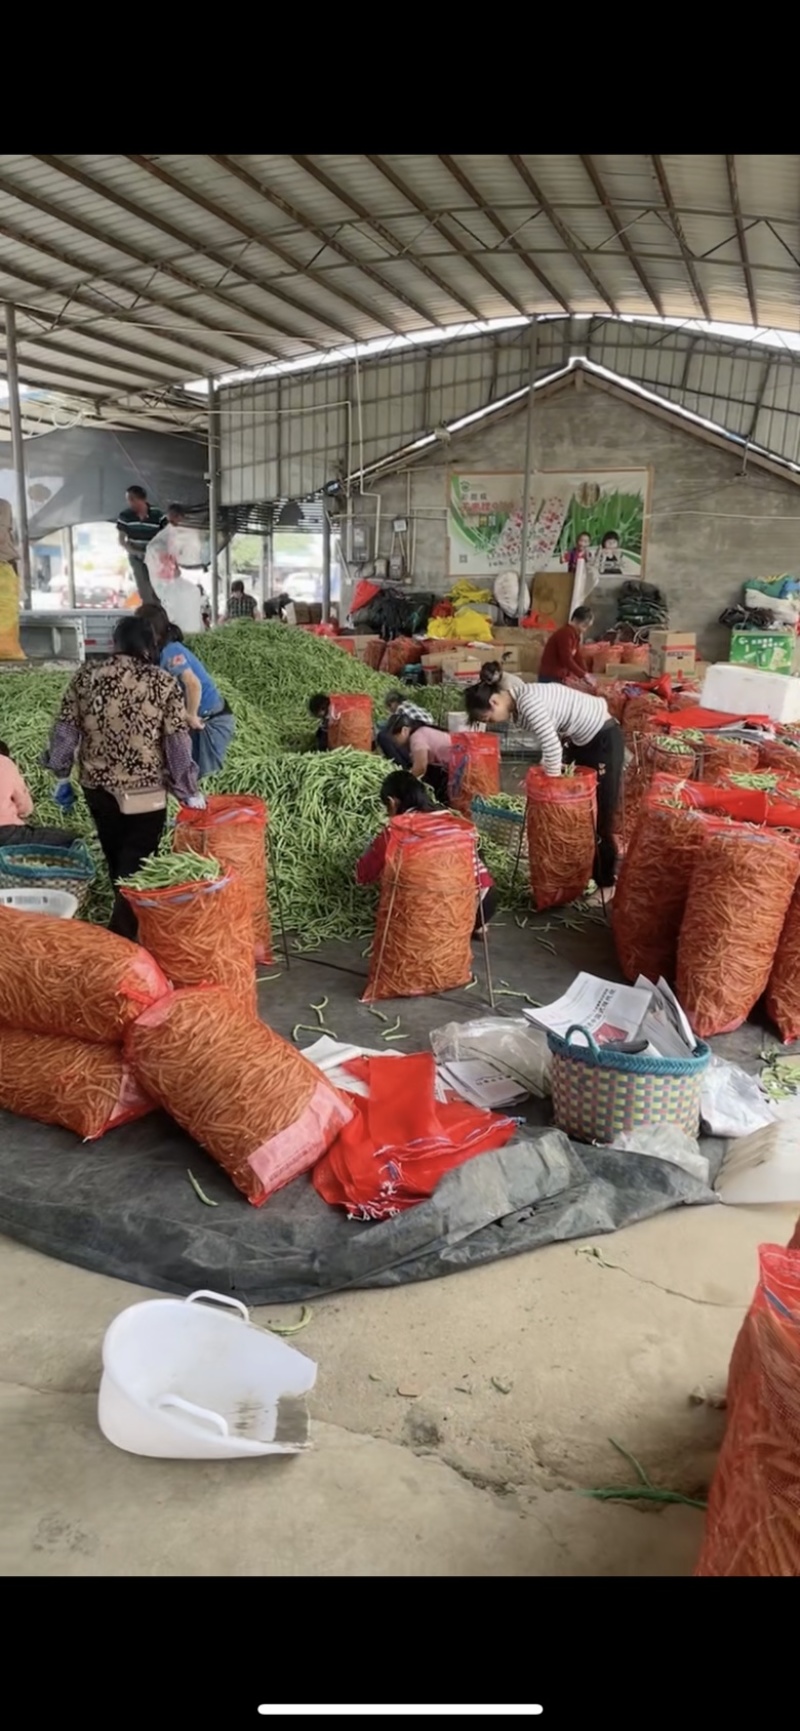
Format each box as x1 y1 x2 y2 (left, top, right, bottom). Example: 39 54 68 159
0 633 465 943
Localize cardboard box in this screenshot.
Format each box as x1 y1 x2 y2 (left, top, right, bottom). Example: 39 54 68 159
650 649 696 676
730 630 796 673
702 662 800 725
492 626 550 674
493 645 521 672
649 630 696 651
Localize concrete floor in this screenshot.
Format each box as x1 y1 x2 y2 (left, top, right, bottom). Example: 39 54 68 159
1 907 796 1576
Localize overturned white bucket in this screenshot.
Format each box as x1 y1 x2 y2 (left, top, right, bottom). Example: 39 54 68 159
98 1290 317 1460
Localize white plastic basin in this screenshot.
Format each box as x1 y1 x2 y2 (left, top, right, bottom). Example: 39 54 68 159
98 1289 317 1460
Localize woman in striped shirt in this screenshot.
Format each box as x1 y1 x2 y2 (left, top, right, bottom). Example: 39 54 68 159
465 678 624 893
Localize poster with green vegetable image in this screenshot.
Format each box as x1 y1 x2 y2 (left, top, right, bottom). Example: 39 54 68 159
447 469 650 582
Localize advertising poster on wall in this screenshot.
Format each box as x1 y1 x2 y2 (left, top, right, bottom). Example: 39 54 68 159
447 470 651 589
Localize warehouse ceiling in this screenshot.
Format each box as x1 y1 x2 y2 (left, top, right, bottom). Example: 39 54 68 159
1 154 800 438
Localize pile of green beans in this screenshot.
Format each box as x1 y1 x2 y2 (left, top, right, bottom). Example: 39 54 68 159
117 849 222 890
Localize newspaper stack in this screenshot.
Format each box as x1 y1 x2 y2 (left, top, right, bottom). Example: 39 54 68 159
522 971 696 1058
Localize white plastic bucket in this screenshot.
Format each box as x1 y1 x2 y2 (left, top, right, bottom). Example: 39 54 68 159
98 1289 317 1460
0 888 78 918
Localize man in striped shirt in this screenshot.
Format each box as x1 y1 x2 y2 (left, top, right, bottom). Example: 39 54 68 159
116 484 164 604
465 678 624 892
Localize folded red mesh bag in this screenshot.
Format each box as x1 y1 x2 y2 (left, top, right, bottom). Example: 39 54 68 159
126 987 353 1205
313 1052 516 1219
0 907 168 1044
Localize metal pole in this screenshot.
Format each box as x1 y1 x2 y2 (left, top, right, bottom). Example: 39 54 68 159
258 533 267 613
321 506 332 622
517 318 538 621
207 375 219 624
4 303 31 609
64 525 75 609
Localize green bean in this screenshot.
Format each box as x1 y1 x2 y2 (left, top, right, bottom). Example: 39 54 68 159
187 1169 219 1207
118 849 222 890
381 1017 402 1037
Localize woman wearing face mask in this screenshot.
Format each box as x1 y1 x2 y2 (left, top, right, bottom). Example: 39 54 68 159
355 769 497 936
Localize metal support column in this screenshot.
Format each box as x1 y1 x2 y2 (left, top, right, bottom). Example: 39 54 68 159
517 319 539 621
207 375 220 624
258 533 268 613
63 525 75 609
4 304 31 608
321 507 332 622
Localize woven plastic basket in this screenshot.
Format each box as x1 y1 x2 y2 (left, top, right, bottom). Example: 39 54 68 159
547 1022 710 1144
0 839 95 908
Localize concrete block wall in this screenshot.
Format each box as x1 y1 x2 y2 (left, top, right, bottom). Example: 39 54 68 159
365 385 800 661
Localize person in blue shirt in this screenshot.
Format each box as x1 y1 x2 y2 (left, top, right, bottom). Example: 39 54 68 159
137 603 236 779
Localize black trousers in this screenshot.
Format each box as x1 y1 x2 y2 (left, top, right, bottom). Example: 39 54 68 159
128 553 157 605
565 720 624 889
376 726 411 770
0 823 78 850
472 884 499 938
83 788 166 941
423 763 449 805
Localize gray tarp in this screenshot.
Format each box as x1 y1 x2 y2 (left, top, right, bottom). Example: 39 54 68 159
0 427 207 536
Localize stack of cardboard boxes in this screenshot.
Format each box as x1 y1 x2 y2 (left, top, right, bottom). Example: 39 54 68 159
648 630 696 678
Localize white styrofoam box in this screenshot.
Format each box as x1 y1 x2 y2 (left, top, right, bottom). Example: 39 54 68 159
701 662 800 724
448 711 469 731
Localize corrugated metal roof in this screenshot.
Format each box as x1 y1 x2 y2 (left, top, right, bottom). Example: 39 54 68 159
2 153 800 433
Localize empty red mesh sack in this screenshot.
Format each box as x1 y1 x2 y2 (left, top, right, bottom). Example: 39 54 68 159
174 794 272 964
328 693 373 751
700 735 759 782
765 878 800 1042
0 1028 153 1140
363 810 477 1001
676 824 800 1036
612 801 709 984
0 906 168 1044
121 869 256 1015
696 1244 800 1577
126 987 353 1206
525 766 597 910
313 1052 516 1220
447 732 500 815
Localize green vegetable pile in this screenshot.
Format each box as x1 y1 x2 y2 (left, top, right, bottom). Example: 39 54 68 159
117 849 222 891
0 629 465 944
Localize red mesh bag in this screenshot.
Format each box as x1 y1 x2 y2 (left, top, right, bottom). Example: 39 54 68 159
0 1028 153 1139
328 692 373 752
380 636 422 675
525 766 597 910
0 907 168 1044
363 811 478 1001
447 732 501 815
790 1215 800 1252
758 738 800 777
121 869 256 1015
174 794 272 964
696 1244 800 1577
676 824 800 1036
622 692 664 740
765 878 800 1042
126 987 353 1206
603 644 624 665
621 643 650 665
361 639 385 671
700 735 759 782
612 801 708 984
620 734 697 847
601 681 631 724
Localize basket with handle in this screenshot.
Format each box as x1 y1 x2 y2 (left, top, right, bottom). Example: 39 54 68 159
547 1022 710 1144
0 839 95 908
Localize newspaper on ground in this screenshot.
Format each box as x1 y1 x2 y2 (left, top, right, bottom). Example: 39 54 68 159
523 970 697 1059
437 1060 529 1112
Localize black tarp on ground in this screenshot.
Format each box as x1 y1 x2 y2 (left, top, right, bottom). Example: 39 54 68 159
0 1107 716 1306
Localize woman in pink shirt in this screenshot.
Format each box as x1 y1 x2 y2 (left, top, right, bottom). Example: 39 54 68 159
385 713 452 803
0 741 77 850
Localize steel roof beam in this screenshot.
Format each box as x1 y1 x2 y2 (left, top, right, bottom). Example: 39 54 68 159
651 156 712 322
0 168 286 361
365 155 529 318
578 156 663 317
127 153 399 339
725 155 758 327
508 155 617 314
292 154 486 323
438 155 568 312
212 153 432 332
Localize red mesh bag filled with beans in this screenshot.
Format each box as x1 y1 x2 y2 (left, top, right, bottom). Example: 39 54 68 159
380 636 422 676
121 869 256 1016
621 643 650 665
0 1028 153 1140
676 823 800 1036
699 735 759 783
525 766 597 910
603 644 624 665
619 734 698 847
612 800 709 984
758 738 800 777
126 987 353 1206
601 681 631 724
174 794 272 965
0 906 168 1044
363 811 478 1001
328 692 373 752
765 877 800 1042
622 692 664 741
361 639 385 671
447 732 501 815
695 1244 800 1578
